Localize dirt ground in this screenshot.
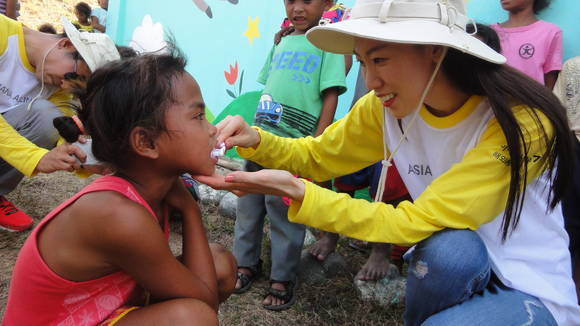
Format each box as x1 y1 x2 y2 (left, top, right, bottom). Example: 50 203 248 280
1 172 404 325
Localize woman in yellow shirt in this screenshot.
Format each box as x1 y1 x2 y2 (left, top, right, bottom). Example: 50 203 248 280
201 0 578 324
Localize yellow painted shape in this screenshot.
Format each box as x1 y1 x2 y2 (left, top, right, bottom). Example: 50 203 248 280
243 17 260 45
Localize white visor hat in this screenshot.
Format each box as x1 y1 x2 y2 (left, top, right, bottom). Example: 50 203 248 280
306 0 506 65
61 17 121 72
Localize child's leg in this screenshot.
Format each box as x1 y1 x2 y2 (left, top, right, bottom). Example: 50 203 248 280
113 298 217 326
309 180 341 261
233 161 267 290
404 229 491 325
208 243 237 303
264 193 305 308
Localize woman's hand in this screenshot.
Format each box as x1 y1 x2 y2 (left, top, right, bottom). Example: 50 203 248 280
36 144 85 173
216 115 260 150
195 169 306 202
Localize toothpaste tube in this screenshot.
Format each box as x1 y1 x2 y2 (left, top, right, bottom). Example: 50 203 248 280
211 142 226 159
72 138 100 166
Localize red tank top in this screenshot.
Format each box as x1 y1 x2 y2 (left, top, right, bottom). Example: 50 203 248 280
2 176 169 326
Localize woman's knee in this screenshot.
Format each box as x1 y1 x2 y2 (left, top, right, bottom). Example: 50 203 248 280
410 229 490 282
26 100 62 148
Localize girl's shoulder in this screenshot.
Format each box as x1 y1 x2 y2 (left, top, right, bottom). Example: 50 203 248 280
534 20 562 31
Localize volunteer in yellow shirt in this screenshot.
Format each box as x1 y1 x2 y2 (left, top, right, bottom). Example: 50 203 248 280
0 15 119 232
200 0 579 325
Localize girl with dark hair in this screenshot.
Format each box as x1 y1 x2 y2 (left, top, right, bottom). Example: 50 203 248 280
73 2 94 32
492 0 562 89
3 51 236 325
200 0 578 324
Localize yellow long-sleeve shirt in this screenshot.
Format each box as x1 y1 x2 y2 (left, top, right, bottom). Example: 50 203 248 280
239 92 578 325
238 93 552 246
1 15 73 176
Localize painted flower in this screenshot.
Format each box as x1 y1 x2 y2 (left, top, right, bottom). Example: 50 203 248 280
224 62 239 85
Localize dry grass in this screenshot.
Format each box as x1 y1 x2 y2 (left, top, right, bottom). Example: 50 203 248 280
18 0 100 31
1 173 404 324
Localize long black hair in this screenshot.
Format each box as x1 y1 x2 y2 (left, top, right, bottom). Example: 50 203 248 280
442 48 574 240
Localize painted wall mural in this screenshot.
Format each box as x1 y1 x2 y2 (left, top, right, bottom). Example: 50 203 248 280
192 0 239 19
107 0 579 132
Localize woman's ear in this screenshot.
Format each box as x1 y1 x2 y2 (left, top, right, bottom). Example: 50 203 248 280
324 0 334 11
430 45 446 64
58 38 75 50
129 127 159 159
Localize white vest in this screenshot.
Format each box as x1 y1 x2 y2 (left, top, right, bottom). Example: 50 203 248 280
384 99 579 325
0 35 55 113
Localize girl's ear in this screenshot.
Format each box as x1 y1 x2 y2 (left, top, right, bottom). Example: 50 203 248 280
129 127 159 159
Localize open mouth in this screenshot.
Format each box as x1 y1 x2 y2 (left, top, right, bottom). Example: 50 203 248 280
380 93 397 107
292 17 306 24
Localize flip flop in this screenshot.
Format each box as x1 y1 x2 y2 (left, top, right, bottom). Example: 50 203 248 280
233 259 262 294
263 279 298 311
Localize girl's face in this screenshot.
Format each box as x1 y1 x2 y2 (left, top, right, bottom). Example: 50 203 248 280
74 9 88 22
354 38 438 119
500 0 534 12
98 0 109 9
284 0 332 33
156 73 218 176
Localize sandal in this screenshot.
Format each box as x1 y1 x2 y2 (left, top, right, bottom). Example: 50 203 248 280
233 259 262 294
262 279 298 311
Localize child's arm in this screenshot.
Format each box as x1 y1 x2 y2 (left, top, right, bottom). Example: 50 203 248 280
84 192 220 310
164 179 219 309
544 71 559 90
344 55 353 76
91 16 106 33
5 0 18 19
314 87 340 137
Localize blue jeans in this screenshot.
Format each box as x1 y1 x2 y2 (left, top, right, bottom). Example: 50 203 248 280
405 229 557 326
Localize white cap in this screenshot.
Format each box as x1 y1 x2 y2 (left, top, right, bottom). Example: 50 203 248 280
61 17 120 72
307 0 506 64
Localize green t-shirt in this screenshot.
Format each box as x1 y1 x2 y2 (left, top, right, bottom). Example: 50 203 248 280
255 35 346 138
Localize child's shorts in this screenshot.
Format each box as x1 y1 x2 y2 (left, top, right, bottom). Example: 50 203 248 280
99 306 139 326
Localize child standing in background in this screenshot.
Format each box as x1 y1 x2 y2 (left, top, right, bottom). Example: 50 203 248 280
0 0 19 20
91 0 108 33
2 50 236 325
492 0 562 89
73 2 94 32
233 0 346 311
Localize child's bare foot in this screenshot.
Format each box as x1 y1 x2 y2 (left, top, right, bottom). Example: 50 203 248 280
356 243 392 281
309 232 339 261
